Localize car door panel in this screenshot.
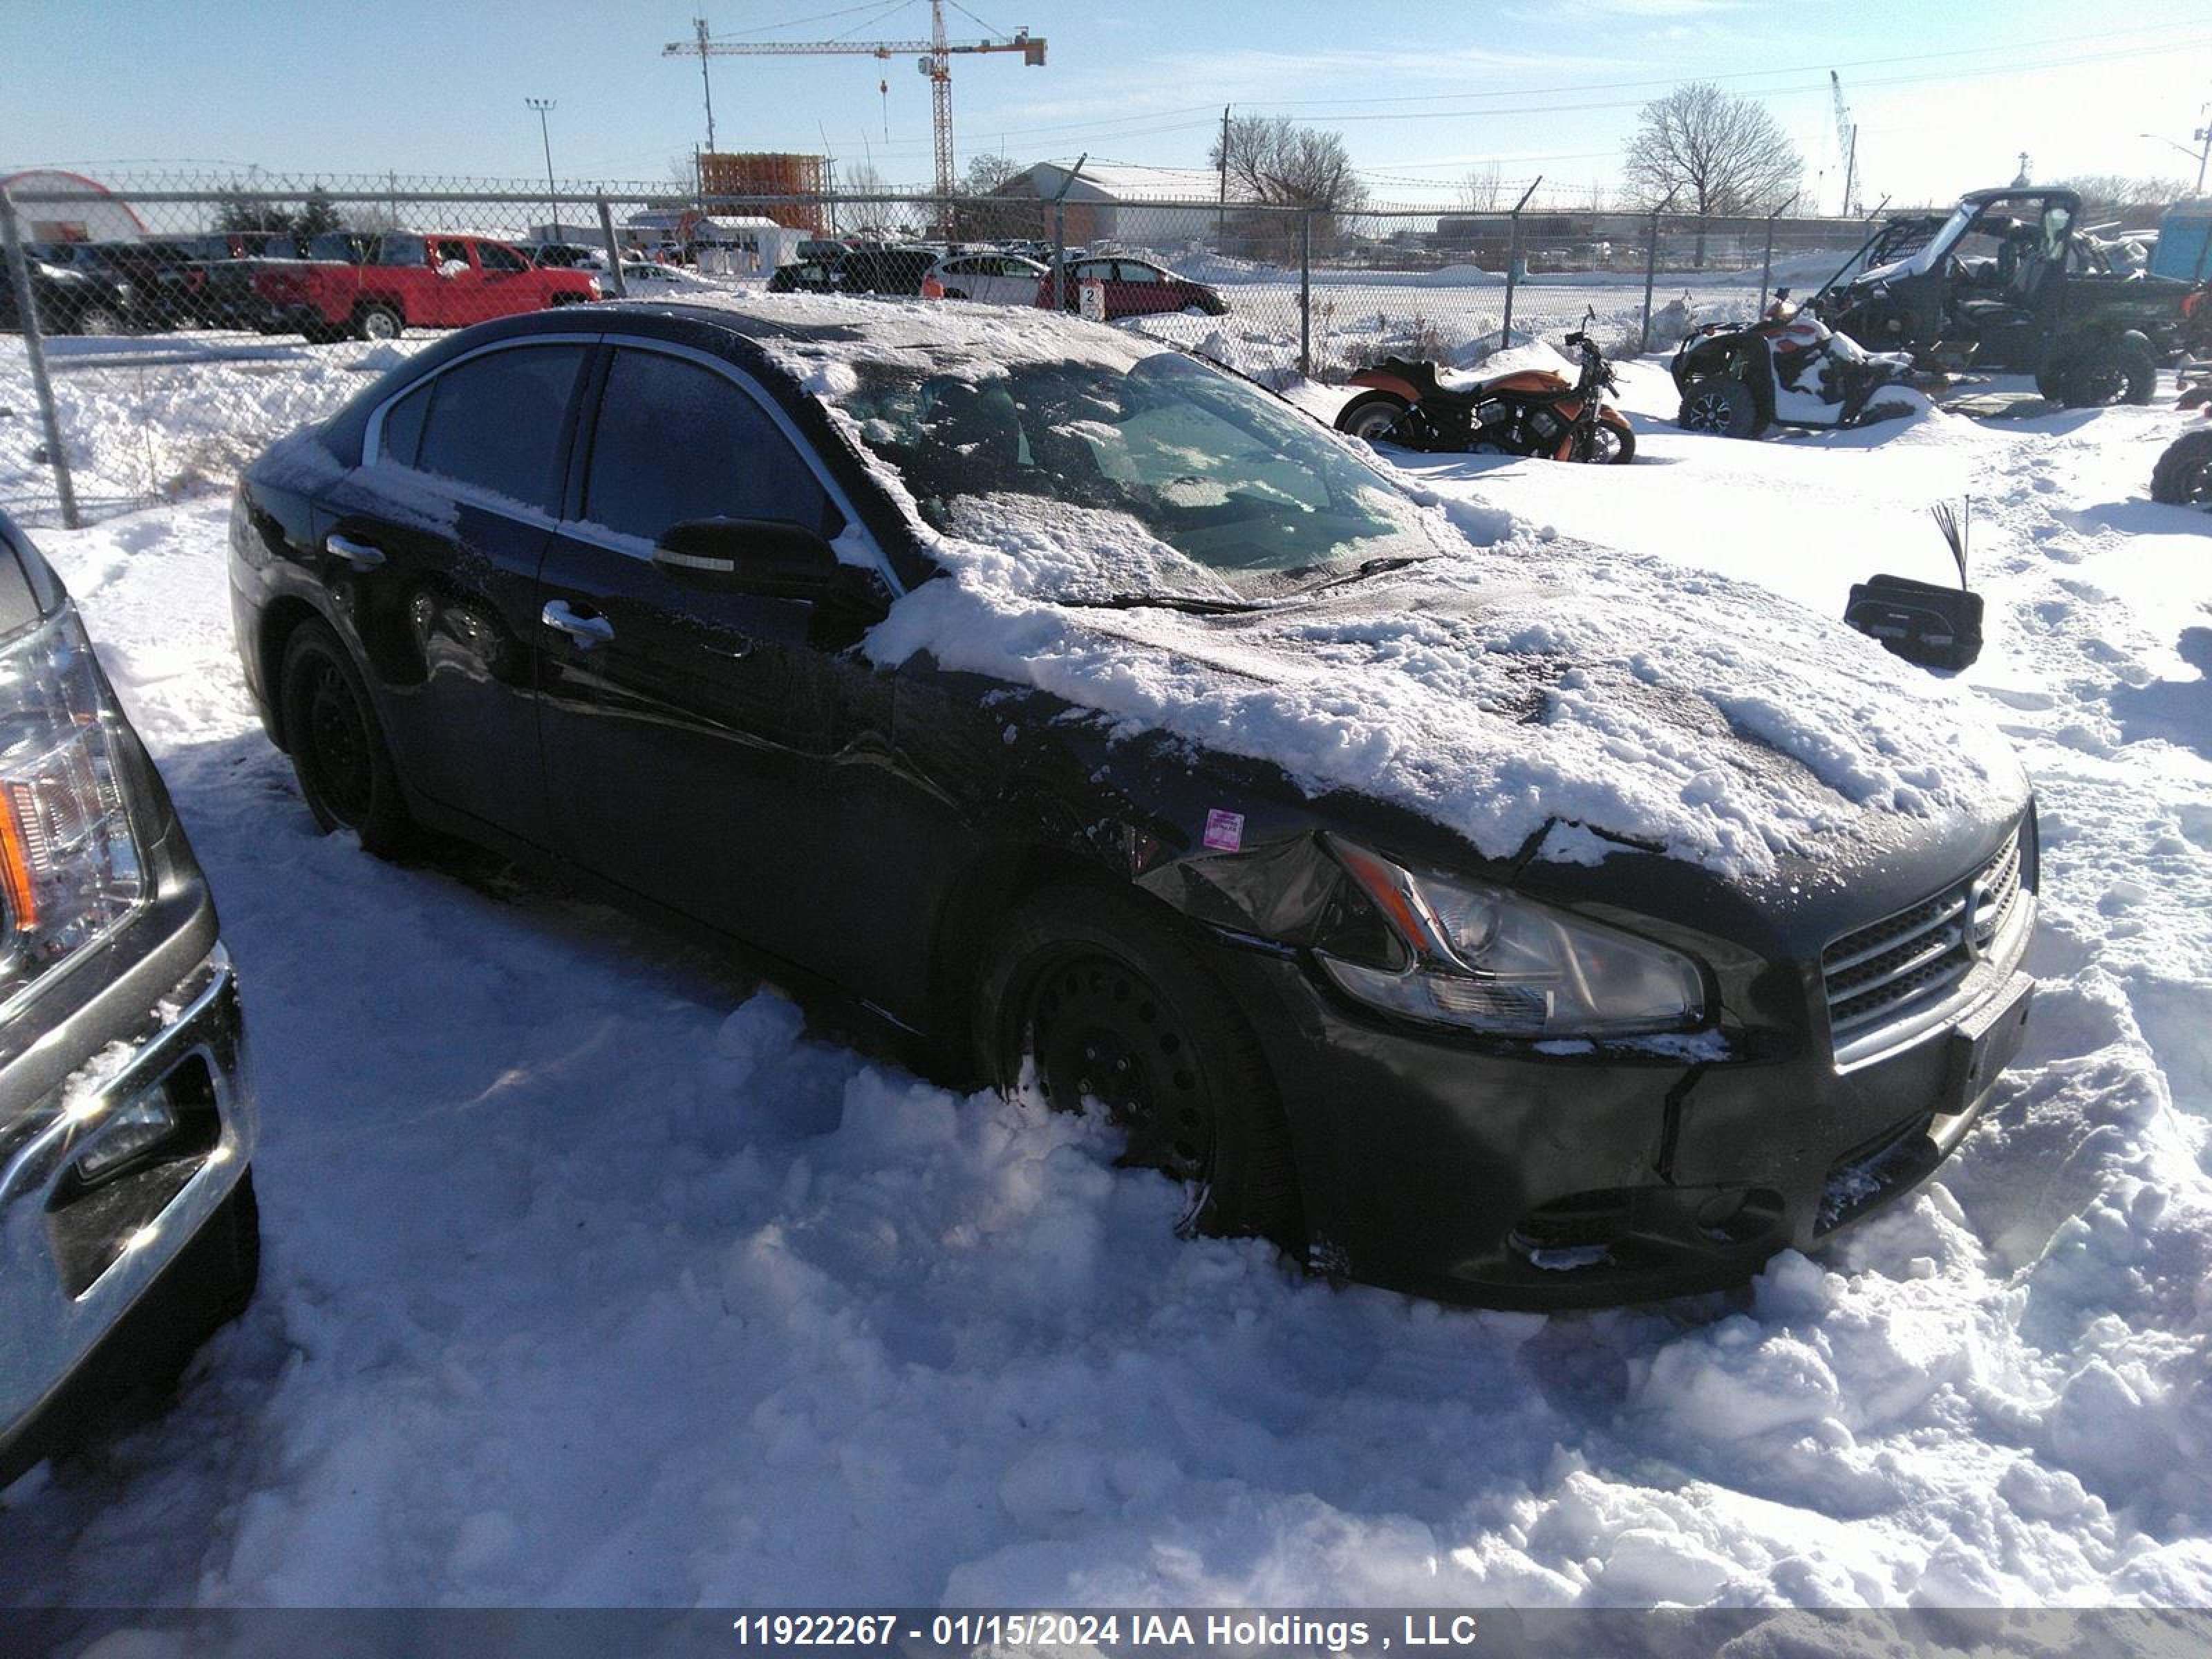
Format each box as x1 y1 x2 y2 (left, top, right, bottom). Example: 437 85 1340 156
319 339 589 849
536 343 887 980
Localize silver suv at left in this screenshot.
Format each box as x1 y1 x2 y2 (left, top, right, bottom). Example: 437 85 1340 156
0 509 256 1484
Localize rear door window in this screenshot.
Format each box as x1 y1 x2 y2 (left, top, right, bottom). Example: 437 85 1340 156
406 344 588 508
478 241 528 274
581 347 838 543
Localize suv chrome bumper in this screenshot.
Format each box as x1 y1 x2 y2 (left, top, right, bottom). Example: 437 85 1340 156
0 945 254 1445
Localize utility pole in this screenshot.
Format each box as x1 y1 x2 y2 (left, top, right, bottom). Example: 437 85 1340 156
527 98 558 237
2197 102 2211 195
1218 104 1230 240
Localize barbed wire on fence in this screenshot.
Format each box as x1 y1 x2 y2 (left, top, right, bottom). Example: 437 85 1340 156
1 174 1900 525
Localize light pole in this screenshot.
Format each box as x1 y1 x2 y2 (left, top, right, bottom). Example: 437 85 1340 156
526 97 558 238
2140 126 2211 196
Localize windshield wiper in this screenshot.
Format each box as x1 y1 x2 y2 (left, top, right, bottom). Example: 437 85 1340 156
1059 592 1269 615
1295 554 1436 597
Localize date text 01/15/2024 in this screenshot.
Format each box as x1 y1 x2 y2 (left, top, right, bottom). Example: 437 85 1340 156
727 1612 1483 1651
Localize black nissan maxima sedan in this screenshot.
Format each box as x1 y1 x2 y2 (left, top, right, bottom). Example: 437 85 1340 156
227 295 2036 1308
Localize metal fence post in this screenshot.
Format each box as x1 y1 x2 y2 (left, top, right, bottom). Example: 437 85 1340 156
0 189 78 529
1298 212 1312 379
1757 194 1797 318
1499 177 1541 349
1638 187 1679 355
594 196 629 297
1050 153 1084 314
1639 211 1662 354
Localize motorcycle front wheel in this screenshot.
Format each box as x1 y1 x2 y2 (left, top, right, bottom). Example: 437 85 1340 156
1579 417 1636 465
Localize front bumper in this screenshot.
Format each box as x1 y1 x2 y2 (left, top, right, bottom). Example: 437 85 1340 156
0 944 254 1467
1214 914 2035 1311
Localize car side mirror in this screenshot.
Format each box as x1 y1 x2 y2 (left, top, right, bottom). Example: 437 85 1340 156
653 517 849 602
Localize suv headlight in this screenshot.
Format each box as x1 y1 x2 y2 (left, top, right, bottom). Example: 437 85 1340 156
0 610 148 1008
1319 838 1705 1038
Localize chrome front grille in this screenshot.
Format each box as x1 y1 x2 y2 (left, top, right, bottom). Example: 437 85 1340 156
1823 830 2026 1064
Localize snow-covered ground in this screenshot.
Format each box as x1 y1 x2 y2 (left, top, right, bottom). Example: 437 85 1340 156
5 346 2212 1613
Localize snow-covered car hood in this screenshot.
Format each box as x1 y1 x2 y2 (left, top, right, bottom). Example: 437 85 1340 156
868 538 2027 888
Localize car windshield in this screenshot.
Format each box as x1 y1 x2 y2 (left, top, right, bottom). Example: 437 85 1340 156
838 348 1437 600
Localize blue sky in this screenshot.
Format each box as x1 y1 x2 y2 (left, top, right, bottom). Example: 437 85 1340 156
7 0 2210 207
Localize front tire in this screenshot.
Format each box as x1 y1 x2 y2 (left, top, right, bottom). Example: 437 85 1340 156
2152 427 2212 507
1678 376 1763 438
1582 415 1636 464
976 886 1302 1248
75 303 126 336
278 619 417 857
1336 390 1414 444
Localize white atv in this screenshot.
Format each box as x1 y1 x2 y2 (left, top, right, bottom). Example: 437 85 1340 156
1671 294 1929 438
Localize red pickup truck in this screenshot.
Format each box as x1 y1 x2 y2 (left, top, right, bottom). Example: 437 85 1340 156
251 232 599 342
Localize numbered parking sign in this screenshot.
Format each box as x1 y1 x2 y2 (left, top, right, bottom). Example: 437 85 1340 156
1078 276 1106 322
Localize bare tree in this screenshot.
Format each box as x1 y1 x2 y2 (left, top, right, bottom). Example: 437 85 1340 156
2054 174 2191 228
1208 114 1365 211
1456 162 1503 213
665 151 700 199
962 152 1024 196
1624 81 1800 265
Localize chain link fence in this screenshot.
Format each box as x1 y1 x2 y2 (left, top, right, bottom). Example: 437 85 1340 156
1 170 1902 526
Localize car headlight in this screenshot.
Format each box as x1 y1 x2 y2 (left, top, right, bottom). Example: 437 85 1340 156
0 609 149 1008
1318 837 1705 1038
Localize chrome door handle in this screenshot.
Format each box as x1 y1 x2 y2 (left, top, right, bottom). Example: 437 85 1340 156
541 599 615 648
325 532 385 570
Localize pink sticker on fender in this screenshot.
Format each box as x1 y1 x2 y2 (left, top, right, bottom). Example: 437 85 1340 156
1203 809 1245 852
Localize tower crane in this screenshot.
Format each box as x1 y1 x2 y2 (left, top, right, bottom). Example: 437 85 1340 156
664 4 1047 206
1830 70 1859 218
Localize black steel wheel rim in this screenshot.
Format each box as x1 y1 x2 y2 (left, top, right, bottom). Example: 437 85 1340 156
2074 366 2125 405
2182 453 2212 504
1023 950 1213 1183
301 658 373 827
1685 391 1732 433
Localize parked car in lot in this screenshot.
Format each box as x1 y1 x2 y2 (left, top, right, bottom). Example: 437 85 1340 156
766 245 937 299
0 510 257 1484
1 252 135 336
229 297 2035 1309
922 251 1049 306
610 260 721 297
249 231 599 341
1038 254 1229 319
521 241 605 271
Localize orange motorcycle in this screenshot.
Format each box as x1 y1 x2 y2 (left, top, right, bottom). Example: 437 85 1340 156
1333 321 1634 464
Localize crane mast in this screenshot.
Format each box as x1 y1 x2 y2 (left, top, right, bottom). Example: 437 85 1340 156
1830 70 1859 218
664 3 1047 206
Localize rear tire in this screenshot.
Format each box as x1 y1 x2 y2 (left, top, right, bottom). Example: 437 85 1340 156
1336 390 1414 444
1678 376 1763 438
353 303 403 343
2151 427 2212 507
2045 334 2158 407
278 619 418 858
975 885 1302 1250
